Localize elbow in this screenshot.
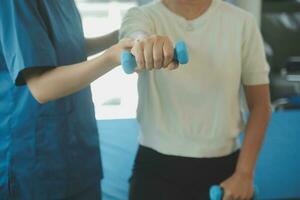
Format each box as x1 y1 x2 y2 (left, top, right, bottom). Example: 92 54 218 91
249 103 272 120
36 97 49 104
26 79 52 104
267 104 272 116
28 87 50 104
32 92 50 104
23 68 55 104
263 104 272 122
264 102 272 118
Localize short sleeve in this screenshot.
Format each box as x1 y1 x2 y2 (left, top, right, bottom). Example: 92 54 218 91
0 0 58 85
119 7 155 39
241 15 270 86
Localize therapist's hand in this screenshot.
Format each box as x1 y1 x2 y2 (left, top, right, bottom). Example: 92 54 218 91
131 35 178 72
107 38 134 66
220 171 254 200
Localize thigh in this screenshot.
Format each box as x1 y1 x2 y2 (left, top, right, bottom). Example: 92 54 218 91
129 146 187 200
129 174 186 200
190 151 240 200
129 146 239 200
65 182 101 200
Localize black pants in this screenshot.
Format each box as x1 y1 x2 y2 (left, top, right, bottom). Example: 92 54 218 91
64 182 101 200
129 146 239 200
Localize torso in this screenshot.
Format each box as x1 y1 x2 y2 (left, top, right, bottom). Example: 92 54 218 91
133 0 251 157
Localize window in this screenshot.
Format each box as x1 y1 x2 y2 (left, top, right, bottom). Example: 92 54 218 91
76 0 138 119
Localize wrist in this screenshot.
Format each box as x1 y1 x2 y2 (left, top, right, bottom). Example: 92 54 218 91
103 48 119 68
235 167 254 179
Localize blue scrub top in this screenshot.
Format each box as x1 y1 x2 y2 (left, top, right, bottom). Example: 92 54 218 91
0 1 102 199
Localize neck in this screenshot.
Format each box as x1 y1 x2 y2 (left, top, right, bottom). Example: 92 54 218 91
162 0 213 20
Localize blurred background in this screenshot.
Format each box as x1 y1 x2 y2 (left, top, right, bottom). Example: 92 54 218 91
75 0 300 199
76 0 138 120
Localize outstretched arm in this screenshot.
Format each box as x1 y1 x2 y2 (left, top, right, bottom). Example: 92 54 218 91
23 39 133 104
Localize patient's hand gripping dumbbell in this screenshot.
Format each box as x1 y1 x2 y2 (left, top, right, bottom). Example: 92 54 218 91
209 185 259 200
121 41 189 74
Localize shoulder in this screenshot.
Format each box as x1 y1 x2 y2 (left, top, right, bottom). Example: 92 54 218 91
125 1 162 18
0 0 38 10
217 1 256 24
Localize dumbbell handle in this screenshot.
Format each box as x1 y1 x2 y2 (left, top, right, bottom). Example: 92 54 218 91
121 41 189 74
209 185 259 200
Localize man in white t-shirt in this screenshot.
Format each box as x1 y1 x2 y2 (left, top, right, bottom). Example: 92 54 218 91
120 0 271 199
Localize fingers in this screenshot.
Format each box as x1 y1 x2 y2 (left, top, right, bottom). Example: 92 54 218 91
162 37 174 67
135 68 142 73
222 188 252 200
222 190 232 200
130 35 177 72
131 41 145 71
220 172 255 200
223 190 242 200
153 38 164 69
166 62 179 70
144 38 154 70
220 183 236 200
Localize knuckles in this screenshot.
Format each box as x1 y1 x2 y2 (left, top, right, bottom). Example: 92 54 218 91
133 35 174 69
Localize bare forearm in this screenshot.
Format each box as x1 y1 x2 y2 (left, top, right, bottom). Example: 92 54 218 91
236 105 271 176
23 38 133 104
220 97 271 200
220 108 270 200
24 52 116 103
85 30 119 56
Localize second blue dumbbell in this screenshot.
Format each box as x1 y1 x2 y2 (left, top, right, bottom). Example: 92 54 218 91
121 41 189 74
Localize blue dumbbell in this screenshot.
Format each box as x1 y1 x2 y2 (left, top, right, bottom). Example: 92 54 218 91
121 41 189 74
209 185 259 200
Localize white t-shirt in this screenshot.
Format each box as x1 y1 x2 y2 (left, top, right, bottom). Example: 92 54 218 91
120 0 270 158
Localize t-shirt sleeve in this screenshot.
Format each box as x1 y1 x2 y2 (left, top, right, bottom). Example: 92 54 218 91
0 0 58 85
241 15 270 86
119 7 155 39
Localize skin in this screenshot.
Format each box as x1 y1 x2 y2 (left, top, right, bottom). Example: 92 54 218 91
130 0 272 199
23 32 133 104
131 35 178 71
221 85 271 200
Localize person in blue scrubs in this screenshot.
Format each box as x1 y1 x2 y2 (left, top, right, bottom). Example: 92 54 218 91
0 1 132 199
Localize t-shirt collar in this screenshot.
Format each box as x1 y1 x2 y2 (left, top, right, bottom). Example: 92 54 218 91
158 0 219 28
